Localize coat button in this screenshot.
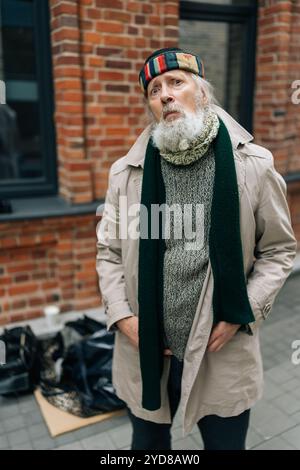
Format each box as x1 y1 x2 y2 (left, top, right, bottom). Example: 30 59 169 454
262 303 271 319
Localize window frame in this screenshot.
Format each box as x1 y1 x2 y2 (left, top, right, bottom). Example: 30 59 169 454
180 1 258 133
0 0 57 199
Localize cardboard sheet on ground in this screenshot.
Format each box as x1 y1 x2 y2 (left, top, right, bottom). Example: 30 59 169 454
34 388 126 437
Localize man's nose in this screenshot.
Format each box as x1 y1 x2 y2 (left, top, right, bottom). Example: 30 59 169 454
160 85 174 105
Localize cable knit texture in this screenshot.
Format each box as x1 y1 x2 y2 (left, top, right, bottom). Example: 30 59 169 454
161 146 215 361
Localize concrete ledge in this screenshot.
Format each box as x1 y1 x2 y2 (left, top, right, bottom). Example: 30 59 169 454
0 196 104 222
0 306 106 338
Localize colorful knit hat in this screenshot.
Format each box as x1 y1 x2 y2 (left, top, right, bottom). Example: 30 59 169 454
139 47 205 94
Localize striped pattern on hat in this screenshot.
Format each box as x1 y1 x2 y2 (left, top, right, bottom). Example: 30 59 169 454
139 50 205 93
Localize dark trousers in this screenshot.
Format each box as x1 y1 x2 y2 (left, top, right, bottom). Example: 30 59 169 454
127 355 250 450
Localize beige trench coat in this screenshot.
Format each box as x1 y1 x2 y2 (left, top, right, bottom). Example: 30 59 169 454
96 105 297 436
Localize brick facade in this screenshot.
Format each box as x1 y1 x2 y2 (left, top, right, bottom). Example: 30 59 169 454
0 0 180 325
51 0 179 204
254 0 300 241
0 0 299 325
0 215 98 324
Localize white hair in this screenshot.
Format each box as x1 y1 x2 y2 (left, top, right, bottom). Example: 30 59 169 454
190 73 219 107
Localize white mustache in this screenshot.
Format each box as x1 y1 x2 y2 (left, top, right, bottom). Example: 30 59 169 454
162 106 184 120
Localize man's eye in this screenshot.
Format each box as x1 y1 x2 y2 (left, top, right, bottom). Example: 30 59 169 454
151 88 158 95
174 79 182 85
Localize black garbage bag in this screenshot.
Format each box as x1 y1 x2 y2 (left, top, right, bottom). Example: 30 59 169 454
62 327 125 414
64 315 106 337
40 316 125 417
0 326 40 396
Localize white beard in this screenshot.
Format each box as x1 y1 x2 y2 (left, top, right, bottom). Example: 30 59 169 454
150 104 208 153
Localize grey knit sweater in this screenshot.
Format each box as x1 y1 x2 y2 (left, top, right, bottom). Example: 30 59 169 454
161 145 215 361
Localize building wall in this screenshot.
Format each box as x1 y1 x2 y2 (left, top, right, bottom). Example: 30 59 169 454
0 0 180 325
50 0 179 204
0 0 299 325
254 0 300 240
0 215 99 324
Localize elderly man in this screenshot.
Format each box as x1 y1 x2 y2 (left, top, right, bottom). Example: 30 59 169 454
96 47 297 450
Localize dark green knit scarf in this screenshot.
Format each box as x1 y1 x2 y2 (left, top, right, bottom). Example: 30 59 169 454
138 118 255 411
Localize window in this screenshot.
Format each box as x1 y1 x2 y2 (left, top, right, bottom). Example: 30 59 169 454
0 0 56 198
180 0 257 132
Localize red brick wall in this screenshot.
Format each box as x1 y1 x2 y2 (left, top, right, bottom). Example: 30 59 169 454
50 0 179 203
51 0 93 204
254 0 300 242
0 216 99 325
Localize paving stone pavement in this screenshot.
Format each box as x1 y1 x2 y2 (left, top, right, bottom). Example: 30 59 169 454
0 272 300 451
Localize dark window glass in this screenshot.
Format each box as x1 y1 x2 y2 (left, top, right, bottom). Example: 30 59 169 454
3 26 36 78
180 0 257 131
0 0 56 197
180 20 245 121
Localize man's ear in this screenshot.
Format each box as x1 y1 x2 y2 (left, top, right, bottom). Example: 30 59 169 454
143 97 155 123
201 89 208 106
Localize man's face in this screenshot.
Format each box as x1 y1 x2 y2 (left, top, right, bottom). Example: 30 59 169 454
147 70 202 123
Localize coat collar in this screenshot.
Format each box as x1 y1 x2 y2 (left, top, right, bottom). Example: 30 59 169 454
112 105 254 174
